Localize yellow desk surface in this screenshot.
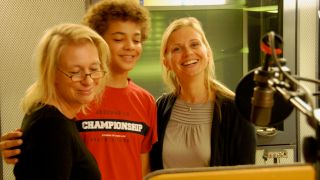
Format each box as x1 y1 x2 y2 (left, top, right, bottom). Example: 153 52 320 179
144 163 315 180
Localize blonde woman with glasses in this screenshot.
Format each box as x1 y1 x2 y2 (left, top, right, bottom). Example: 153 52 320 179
13 23 109 179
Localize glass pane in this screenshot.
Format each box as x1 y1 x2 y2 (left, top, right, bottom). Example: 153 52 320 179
130 1 282 99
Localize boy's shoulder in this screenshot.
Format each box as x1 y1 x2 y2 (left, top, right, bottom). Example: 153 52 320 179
128 80 153 97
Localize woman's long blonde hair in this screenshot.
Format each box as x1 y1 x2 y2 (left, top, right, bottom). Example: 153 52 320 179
21 23 110 114
160 17 234 99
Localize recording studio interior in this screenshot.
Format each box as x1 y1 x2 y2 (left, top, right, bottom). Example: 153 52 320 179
0 0 319 179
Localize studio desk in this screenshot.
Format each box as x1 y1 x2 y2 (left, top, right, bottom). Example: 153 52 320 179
144 163 315 180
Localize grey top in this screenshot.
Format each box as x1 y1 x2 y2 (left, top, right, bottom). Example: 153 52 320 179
163 98 214 168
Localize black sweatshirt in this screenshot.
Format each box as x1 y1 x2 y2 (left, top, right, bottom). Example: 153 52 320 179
14 105 101 180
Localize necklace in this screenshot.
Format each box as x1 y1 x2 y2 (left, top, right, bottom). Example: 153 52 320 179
182 94 209 112
185 103 192 112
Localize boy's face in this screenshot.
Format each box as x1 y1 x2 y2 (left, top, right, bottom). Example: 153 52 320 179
102 20 142 74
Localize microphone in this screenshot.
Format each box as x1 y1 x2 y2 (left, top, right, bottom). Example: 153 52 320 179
250 68 274 126
250 33 279 126
235 32 294 127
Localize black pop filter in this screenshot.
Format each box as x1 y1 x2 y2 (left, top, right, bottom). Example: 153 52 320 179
235 68 294 126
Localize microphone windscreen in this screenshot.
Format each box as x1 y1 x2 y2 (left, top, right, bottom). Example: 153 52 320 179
250 106 273 126
250 85 274 126
235 68 294 126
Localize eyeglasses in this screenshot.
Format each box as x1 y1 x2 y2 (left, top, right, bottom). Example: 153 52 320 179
58 68 106 82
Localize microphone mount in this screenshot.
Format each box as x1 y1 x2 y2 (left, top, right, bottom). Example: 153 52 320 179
236 31 320 172
265 31 319 129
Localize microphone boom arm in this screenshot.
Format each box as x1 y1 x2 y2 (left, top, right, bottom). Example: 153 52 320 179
267 31 319 129
272 84 319 129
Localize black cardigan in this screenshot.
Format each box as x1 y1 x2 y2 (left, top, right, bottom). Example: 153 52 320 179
150 93 256 171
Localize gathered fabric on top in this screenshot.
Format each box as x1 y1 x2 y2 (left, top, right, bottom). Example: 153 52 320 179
162 98 214 168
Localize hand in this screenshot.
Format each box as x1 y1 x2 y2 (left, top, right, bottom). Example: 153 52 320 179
0 129 23 164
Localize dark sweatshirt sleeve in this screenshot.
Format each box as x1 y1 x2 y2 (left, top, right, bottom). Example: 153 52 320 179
14 115 73 180
219 98 257 166
235 115 257 164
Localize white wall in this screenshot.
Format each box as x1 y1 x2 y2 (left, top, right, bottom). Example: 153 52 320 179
0 1 86 179
297 0 318 162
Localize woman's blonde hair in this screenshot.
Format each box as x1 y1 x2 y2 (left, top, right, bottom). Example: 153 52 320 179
160 17 234 99
21 23 110 114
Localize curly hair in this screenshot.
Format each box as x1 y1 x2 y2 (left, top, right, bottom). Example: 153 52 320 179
82 0 150 42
